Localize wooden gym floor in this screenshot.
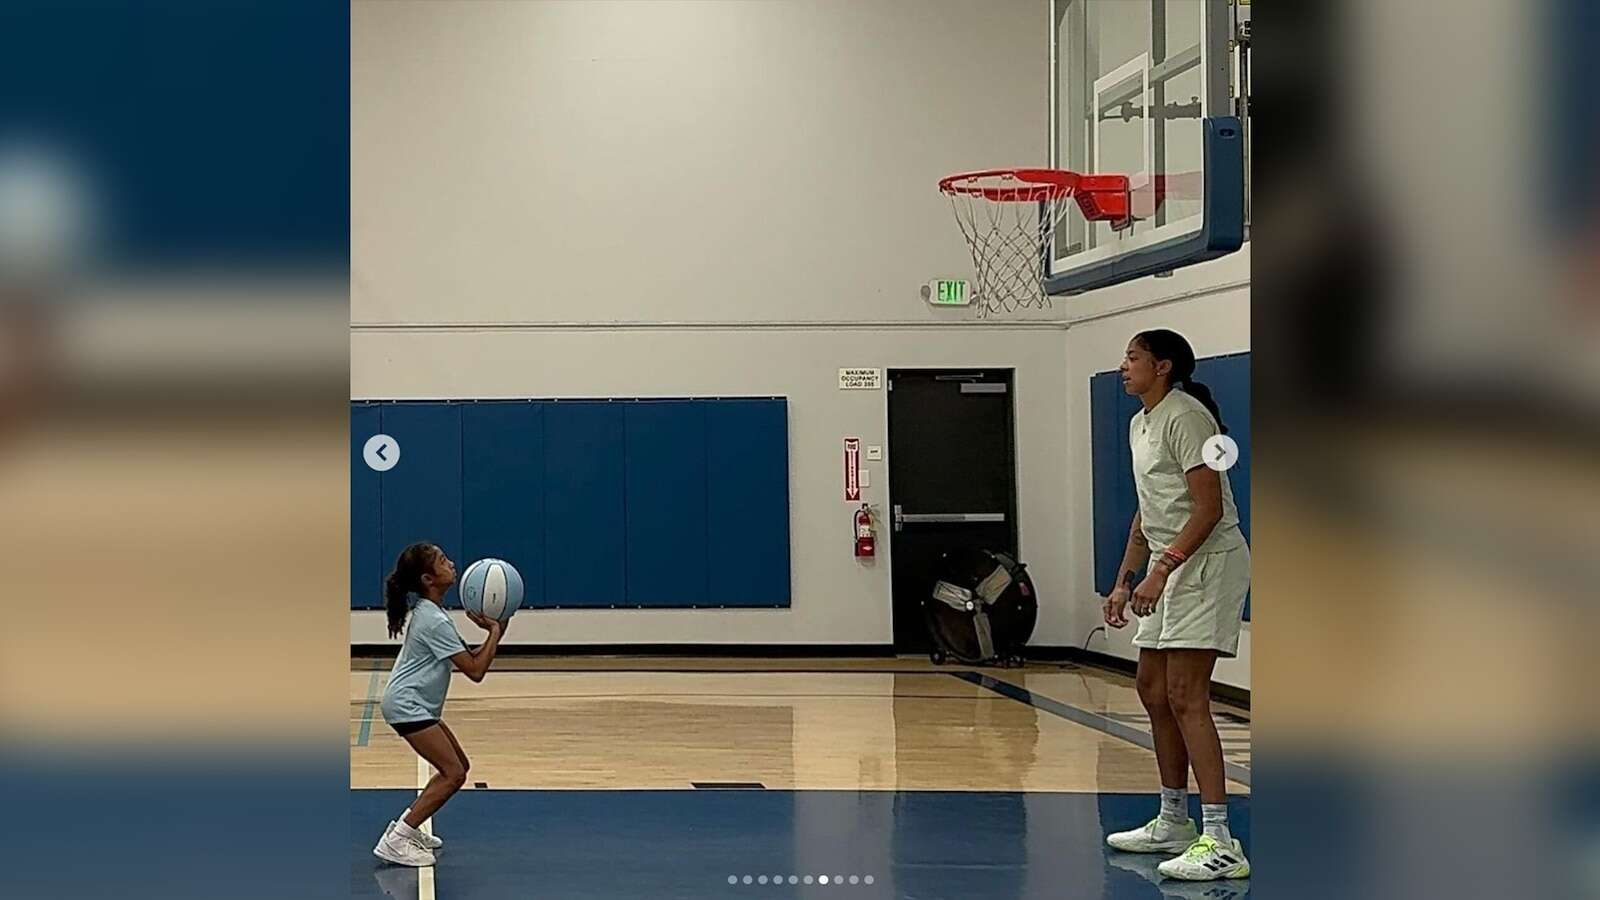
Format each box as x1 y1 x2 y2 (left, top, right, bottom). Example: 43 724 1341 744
350 658 1251 899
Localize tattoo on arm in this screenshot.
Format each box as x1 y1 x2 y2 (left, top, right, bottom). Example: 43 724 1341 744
1131 530 1148 548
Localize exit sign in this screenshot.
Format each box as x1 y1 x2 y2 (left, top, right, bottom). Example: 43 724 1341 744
928 279 971 306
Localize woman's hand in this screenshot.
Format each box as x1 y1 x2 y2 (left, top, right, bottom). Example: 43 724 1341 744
1131 571 1166 617
465 610 500 632
1104 585 1131 628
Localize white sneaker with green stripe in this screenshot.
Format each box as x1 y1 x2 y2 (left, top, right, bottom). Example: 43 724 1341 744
1105 816 1199 854
1157 834 1251 880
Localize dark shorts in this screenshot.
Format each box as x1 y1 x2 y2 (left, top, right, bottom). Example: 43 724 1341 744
389 718 440 737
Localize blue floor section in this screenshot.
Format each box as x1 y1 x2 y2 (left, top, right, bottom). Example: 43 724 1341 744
352 789 1249 899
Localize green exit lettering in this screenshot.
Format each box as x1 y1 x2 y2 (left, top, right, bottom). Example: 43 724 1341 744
933 280 968 305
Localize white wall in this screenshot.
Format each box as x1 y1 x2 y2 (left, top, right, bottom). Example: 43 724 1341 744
350 0 1050 326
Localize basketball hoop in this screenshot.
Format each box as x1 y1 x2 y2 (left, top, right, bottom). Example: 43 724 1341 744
939 168 1130 316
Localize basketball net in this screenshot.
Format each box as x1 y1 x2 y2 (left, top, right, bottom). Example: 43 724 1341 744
940 169 1130 318
944 187 1074 318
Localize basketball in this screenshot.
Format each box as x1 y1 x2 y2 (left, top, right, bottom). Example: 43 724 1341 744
458 558 524 623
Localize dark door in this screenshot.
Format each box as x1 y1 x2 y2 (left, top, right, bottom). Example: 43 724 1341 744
886 369 1019 653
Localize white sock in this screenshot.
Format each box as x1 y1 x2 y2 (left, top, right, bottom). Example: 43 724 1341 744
1201 803 1231 843
393 819 422 841
1159 786 1188 825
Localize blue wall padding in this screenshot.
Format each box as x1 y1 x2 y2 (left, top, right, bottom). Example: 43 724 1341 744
624 400 711 608
1090 353 1251 619
1194 356 1251 540
705 399 793 608
352 397 793 611
542 402 629 608
350 404 384 609
462 401 546 611
1089 374 1136 605
377 403 464 607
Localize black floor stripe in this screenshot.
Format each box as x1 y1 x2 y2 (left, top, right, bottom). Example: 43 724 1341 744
419 667 996 676
445 693 980 702
950 672 1252 786
691 782 766 790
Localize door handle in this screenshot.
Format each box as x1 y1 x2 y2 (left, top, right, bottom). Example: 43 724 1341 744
895 512 1006 524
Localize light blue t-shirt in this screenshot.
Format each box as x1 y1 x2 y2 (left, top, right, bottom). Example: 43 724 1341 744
380 597 468 724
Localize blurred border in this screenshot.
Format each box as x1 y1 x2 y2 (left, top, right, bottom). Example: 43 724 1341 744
1 3 349 897
1253 1 1599 897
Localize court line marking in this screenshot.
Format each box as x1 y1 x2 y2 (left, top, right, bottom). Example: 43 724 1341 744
355 670 381 747
417 755 435 900
951 672 1252 786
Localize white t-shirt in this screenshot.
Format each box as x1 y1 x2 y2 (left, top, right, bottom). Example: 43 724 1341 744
1129 388 1245 555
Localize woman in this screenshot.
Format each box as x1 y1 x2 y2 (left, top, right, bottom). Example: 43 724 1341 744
371 542 504 868
1103 329 1251 881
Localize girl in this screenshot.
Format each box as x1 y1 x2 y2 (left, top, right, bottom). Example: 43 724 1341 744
1102 329 1251 881
371 542 504 868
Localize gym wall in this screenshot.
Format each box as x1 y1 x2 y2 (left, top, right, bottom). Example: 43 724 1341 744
349 0 1252 684
350 1 1071 647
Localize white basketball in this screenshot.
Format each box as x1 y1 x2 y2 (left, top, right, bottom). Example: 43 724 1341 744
458 558 524 623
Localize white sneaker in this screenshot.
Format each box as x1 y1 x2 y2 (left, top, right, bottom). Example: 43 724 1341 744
373 828 436 867
1157 834 1251 881
385 820 443 850
1108 855 1248 900
1107 817 1200 854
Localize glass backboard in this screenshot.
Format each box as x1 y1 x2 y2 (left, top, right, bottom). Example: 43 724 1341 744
1046 0 1243 294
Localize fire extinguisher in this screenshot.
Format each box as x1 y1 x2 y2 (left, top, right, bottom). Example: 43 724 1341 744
854 503 876 559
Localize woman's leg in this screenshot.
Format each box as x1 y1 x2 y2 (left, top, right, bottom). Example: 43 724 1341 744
1136 649 1191 791
1164 648 1226 804
1106 648 1200 851
1156 649 1251 878
400 724 468 828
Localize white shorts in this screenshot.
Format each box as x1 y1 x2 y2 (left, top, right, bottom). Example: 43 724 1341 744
1133 543 1251 658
